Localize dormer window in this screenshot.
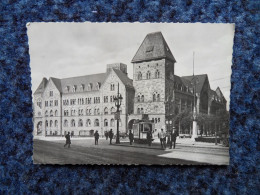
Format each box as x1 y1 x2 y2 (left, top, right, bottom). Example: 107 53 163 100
80 84 85 91
50 91 53 97
72 85 77 92
96 82 101 90
88 83 93 91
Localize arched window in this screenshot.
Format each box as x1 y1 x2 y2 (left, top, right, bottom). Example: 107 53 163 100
78 119 83 127
55 110 58 116
137 108 140 114
89 109 92 115
45 110 48 116
155 70 160 78
94 119 99 126
111 107 115 114
141 108 144 114
146 71 151 79
104 119 108 127
97 108 100 115
104 107 108 115
55 120 58 127
137 72 142 80
157 94 160 102
110 119 115 127
153 94 156 102
94 108 97 115
86 119 91 127
71 119 75 127
137 95 140 102
45 120 48 127
64 120 68 127
141 95 144 102
50 120 53 127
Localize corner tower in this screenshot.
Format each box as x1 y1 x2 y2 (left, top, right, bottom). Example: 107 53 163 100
131 32 176 128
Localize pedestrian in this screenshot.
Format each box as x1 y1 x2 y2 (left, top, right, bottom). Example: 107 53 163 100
147 130 152 146
129 130 134 145
105 131 108 140
64 132 71 148
94 130 99 145
158 128 166 149
170 127 177 149
108 129 114 145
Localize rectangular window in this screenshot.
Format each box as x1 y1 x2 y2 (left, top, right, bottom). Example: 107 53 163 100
50 91 53 97
55 100 58 106
50 100 53 107
45 101 48 107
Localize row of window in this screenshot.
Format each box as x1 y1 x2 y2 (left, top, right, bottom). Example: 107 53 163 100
45 120 59 128
62 118 122 127
151 118 161 123
137 70 160 80
62 107 121 117
136 94 161 102
45 110 58 117
65 83 101 93
62 95 117 106
44 100 58 107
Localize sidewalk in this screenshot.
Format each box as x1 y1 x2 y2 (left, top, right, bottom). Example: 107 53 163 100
114 138 228 150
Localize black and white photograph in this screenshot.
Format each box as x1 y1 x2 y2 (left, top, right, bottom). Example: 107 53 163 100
28 23 234 165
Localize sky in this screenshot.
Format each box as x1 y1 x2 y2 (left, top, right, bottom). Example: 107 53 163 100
28 22 234 109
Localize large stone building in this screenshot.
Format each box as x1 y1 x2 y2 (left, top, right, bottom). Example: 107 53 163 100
33 32 227 137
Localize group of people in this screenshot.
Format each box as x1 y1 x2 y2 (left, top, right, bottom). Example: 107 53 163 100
64 127 177 149
158 127 178 149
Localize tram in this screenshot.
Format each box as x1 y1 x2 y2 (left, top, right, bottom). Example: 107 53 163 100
132 120 155 143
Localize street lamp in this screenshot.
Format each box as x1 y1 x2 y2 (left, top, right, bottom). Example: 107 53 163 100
191 52 198 141
114 83 123 144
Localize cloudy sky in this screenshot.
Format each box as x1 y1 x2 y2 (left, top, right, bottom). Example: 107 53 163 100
28 22 234 109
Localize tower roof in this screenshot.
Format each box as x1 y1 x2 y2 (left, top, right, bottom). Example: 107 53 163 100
131 32 176 63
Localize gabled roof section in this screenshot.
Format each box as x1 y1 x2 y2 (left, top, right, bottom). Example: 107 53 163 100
60 73 107 93
34 77 48 94
113 68 134 89
131 32 176 63
50 77 62 93
181 74 208 93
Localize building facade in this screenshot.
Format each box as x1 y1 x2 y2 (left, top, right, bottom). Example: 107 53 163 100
33 32 227 137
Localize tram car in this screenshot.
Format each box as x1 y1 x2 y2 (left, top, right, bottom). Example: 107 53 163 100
132 120 155 143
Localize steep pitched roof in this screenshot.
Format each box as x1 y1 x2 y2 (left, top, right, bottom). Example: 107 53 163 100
50 77 62 93
34 77 48 94
181 74 208 93
60 73 107 93
113 69 134 89
131 32 176 63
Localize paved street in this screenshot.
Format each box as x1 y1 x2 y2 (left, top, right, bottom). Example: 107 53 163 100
33 138 229 165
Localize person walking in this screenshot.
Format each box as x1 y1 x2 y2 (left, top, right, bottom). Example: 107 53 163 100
147 130 152 146
129 130 134 145
94 130 99 145
64 132 71 148
158 128 166 149
108 129 114 145
170 127 177 149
